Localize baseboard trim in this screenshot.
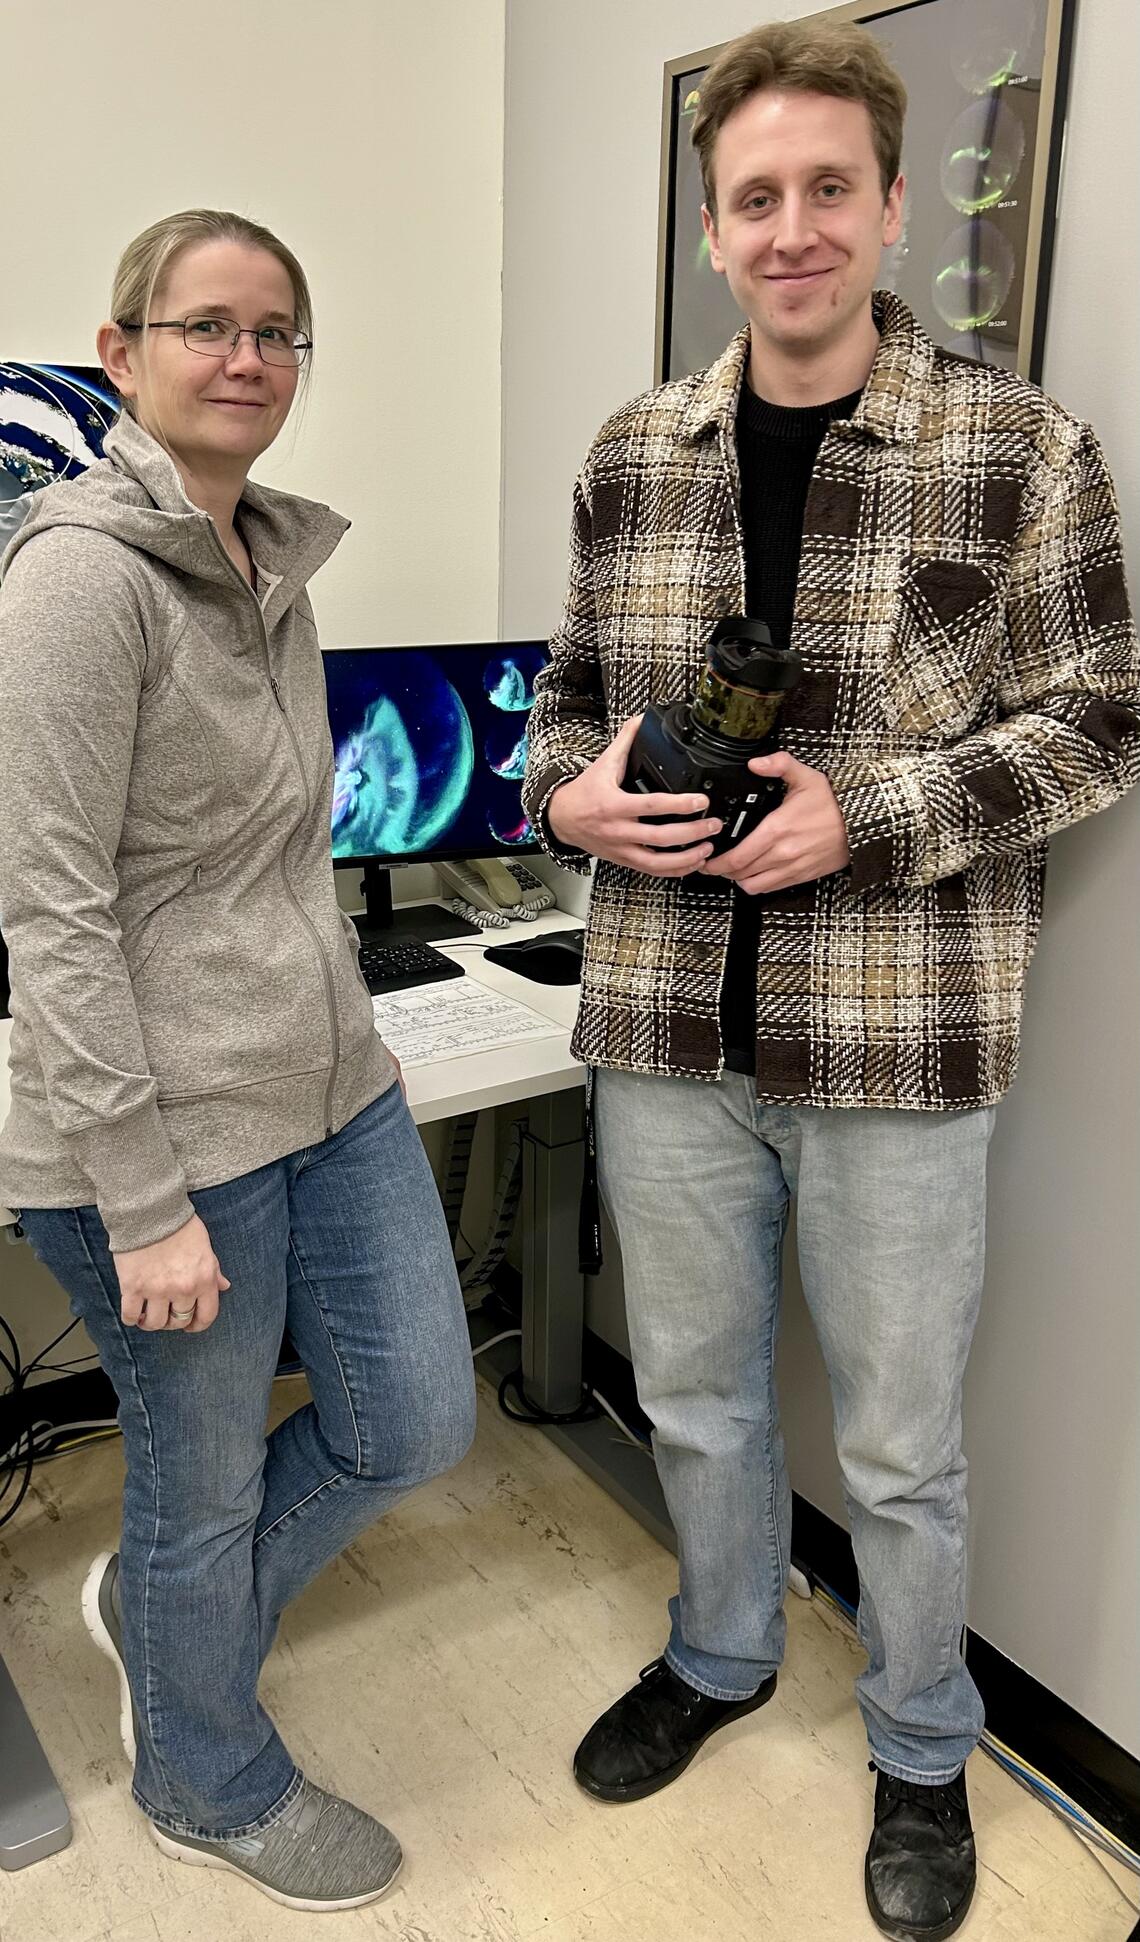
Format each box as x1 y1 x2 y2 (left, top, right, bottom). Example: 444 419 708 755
790 1491 1140 1858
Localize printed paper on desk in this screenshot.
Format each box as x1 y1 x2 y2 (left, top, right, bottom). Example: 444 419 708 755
371 979 563 1067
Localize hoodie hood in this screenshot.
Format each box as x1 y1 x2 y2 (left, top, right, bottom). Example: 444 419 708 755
0 410 348 624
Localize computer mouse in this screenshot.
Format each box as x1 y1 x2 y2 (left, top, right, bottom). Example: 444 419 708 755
482 930 584 985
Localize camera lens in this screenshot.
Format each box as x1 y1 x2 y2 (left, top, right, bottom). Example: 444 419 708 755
690 618 801 745
692 670 782 740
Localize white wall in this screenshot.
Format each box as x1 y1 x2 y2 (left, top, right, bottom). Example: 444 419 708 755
3 0 506 1359
500 0 1140 1758
964 0 1140 1754
500 0 789 637
6 0 505 649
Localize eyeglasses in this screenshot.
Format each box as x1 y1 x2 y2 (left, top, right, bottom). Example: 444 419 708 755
118 313 313 368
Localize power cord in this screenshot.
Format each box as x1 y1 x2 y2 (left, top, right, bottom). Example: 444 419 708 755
810 1579 1140 1886
589 1385 654 1454
460 1120 526 1293
472 1328 522 1358
1 1308 121 1527
0 1312 36 1530
21 1315 85 1377
440 1112 478 1247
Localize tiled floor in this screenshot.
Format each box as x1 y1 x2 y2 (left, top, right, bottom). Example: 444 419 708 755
1 1376 1136 1942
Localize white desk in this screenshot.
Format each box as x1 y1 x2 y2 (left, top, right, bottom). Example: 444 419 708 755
0 905 586 1223
400 907 584 1125
0 903 588 1869
1 902 589 1408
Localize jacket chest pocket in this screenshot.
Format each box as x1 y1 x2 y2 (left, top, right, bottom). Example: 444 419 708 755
880 558 1005 740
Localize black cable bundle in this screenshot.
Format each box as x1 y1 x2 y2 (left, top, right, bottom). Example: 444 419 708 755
0 1309 108 1529
0 1312 36 1529
440 1111 479 1247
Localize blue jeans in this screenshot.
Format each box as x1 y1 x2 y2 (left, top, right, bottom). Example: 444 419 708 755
595 1067 995 1785
19 1082 476 1838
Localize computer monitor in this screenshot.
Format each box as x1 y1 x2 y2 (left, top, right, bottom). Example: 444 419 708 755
322 640 549 940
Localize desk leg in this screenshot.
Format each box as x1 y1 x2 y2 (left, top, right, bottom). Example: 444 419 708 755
521 1092 585 1415
0 1653 71 1869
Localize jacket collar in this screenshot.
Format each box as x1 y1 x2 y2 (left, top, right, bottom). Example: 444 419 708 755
677 290 935 448
101 411 348 618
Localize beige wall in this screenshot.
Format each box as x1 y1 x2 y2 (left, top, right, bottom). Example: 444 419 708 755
5 0 505 648
500 0 1140 1758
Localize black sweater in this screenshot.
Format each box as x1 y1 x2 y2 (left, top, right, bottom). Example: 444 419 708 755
720 378 864 1075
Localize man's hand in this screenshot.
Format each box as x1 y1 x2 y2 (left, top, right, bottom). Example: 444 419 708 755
548 715 723 876
114 1213 230 1335
700 752 850 895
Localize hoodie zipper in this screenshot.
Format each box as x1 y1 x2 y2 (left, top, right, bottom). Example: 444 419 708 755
207 523 341 1136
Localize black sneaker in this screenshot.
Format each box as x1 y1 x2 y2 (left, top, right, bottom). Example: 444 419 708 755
573 1657 777 1803
865 1764 977 1940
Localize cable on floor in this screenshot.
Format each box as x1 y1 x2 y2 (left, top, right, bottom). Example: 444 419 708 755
810 1581 1140 1883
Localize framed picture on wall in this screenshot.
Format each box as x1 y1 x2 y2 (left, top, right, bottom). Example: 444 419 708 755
655 0 1077 384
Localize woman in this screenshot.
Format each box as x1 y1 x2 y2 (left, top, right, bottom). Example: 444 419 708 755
0 209 475 1911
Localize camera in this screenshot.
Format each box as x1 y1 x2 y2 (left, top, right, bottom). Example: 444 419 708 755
623 617 802 859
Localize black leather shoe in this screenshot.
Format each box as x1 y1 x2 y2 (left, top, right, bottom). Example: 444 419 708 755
865 1764 977 1940
573 1658 777 1803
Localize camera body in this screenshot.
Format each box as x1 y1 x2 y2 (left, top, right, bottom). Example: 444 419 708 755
624 700 784 857
623 617 801 859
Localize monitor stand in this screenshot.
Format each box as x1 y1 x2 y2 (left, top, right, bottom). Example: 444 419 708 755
352 862 481 946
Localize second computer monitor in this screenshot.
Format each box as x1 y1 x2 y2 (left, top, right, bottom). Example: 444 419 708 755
323 641 549 865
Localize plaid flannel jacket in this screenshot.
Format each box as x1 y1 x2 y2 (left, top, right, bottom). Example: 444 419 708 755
522 294 1140 1110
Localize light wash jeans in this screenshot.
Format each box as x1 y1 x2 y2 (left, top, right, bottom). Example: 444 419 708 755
20 1082 476 1838
595 1066 995 1785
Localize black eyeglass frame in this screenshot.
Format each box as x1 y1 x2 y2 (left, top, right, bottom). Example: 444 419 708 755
117 318 314 367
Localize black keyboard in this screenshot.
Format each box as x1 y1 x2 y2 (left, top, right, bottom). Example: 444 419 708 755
358 938 465 996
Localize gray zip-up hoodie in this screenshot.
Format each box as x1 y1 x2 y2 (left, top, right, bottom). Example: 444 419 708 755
0 413 396 1252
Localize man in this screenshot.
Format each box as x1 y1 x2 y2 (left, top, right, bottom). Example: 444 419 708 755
522 19 1139 1941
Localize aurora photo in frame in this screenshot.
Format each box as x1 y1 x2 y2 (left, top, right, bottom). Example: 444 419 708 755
655 0 1076 384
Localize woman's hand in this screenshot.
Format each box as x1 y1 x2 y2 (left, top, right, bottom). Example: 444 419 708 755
114 1213 230 1334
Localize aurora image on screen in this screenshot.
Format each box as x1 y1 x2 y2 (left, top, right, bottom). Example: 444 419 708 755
1 363 116 501
325 644 548 861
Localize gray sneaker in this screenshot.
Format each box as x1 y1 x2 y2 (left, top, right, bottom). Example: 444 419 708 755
81 1550 138 1763
149 1779 403 1911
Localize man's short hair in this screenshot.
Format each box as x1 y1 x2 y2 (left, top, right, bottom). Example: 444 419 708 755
693 18 908 216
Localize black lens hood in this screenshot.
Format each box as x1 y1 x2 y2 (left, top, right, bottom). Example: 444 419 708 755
709 615 802 693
